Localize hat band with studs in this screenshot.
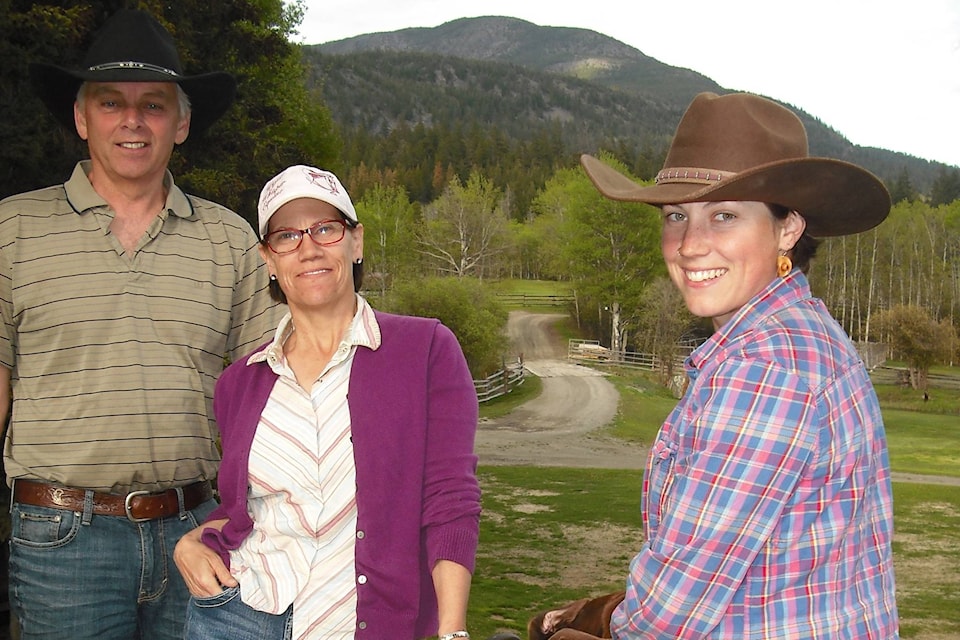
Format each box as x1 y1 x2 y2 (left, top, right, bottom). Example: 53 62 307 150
655 167 736 185
88 61 181 77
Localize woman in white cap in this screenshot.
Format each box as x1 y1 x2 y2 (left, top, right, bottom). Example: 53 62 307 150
173 165 480 640
576 93 899 639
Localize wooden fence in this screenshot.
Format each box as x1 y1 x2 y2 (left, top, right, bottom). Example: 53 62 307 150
474 361 526 403
568 339 930 390
869 365 960 390
495 293 573 307
567 339 687 371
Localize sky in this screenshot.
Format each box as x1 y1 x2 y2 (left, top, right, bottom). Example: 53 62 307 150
296 0 960 169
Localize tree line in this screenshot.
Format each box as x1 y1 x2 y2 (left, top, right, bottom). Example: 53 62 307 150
349 153 959 384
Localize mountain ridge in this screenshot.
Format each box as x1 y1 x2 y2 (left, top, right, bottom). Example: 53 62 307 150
317 16 724 108
307 15 945 195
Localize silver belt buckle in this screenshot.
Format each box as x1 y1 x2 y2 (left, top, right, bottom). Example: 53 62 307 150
124 490 152 523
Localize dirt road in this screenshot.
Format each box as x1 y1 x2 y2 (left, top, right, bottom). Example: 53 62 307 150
476 311 960 487
475 311 646 469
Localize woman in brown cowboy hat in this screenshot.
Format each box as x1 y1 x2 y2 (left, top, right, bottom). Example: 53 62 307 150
578 93 899 639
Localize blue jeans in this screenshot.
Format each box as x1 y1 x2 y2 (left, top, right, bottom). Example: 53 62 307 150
185 587 292 640
8 494 217 640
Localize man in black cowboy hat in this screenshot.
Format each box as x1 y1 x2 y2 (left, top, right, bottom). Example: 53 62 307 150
0 9 278 639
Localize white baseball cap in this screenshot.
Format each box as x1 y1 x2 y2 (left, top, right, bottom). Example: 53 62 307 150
257 165 358 237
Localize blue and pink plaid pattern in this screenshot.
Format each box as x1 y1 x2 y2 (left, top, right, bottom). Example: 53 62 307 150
612 272 899 639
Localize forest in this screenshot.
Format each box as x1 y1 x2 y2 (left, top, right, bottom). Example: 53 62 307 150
2 0 958 383
346 156 960 378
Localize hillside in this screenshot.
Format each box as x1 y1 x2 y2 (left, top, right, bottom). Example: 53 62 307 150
307 15 945 196
315 16 723 107
305 49 683 156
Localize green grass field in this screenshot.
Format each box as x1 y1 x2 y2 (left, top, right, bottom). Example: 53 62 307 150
471 466 642 637
470 468 960 640
490 279 575 297
473 294 960 639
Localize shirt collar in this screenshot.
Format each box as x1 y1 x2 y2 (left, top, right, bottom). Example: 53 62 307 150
249 294 382 368
689 270 813 369
63 160 194 221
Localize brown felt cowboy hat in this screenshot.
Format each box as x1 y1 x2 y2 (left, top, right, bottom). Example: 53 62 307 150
580 92 890 237
29 9 236 136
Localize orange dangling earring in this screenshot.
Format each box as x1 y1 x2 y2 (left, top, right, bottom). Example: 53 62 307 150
777 253 793 278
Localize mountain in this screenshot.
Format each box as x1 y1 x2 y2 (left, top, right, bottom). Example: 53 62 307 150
315 16 723 108
305 16 944 196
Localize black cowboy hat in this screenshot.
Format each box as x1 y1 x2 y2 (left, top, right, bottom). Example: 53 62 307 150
581 92 891 238
28 9 236 136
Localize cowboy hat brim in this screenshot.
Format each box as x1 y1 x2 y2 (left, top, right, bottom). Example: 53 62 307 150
580 153 890 238
29 62 236 137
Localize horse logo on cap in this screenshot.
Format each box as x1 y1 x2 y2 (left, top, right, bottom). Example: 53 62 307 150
304 168 342 196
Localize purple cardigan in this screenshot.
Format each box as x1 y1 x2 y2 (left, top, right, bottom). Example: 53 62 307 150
200 311 481 639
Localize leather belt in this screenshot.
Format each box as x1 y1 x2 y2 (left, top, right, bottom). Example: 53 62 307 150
13 479 214 523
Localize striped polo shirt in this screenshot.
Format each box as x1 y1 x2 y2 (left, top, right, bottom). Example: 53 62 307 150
231 298 380 639
0 161 279 493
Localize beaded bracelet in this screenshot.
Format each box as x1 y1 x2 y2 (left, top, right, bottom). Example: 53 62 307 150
439 632 470 640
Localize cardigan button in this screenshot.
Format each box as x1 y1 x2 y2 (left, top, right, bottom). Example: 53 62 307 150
358 621 367 630
358 574 367 584
356 530 365 539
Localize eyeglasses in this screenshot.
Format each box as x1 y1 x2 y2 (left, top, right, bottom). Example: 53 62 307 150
264 219 348 254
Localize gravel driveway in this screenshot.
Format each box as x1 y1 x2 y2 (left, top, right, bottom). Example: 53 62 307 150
476 311 646 469
476 311 960 487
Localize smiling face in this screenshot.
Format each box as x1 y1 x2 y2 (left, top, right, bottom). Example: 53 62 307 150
259 198 363 318
75 81 190 191
661 201 805 330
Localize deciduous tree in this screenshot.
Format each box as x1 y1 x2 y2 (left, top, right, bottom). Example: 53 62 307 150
386 276 508 377
874 304 956 389
355 184 419 297
633 277 694 384
417 172 512 278
531 157 663 353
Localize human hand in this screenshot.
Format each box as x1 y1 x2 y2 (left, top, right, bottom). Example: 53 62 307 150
173 519 238 597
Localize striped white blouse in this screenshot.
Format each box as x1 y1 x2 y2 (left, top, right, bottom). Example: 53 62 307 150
231 297 381 639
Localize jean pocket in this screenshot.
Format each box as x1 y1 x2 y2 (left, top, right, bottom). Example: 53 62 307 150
10 504 81 549
191 585 242 609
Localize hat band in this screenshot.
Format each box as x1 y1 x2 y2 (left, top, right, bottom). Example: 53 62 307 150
655 167 736 185
88 61 181 78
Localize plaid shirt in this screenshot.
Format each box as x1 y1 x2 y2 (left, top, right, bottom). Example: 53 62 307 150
612 272 899 639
